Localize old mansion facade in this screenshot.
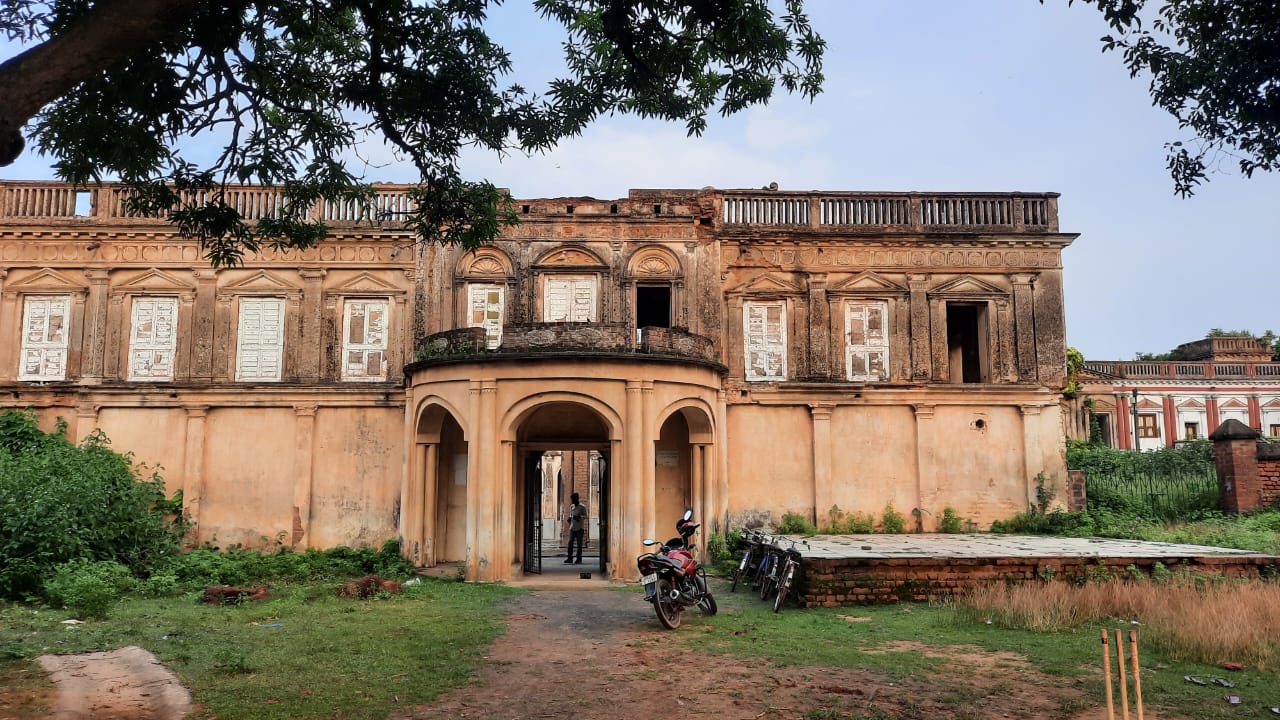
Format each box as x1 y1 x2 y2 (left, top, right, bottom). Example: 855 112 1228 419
1 182 1075 580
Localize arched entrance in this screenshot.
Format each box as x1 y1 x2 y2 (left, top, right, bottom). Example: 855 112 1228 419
406 401 469 568
654 403 717 554
513 401 612 577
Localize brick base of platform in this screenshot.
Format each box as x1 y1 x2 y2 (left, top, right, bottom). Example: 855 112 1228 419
801 555 1280 606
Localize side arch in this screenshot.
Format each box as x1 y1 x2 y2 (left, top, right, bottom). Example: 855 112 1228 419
654 397 716 444
414 395 470 442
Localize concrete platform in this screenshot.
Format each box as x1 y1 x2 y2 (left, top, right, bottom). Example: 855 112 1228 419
777 534 1279 606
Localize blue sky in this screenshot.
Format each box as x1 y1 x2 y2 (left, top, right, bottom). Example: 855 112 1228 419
3 1 1278 360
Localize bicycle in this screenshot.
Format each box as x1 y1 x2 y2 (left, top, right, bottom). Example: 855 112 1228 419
771 538 807 612
729 529 763 593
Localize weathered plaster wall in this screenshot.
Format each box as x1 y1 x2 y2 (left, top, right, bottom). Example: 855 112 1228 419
201 408 296 547
308 407 403 548
95 407 188 494
726 404 815 524
827 405 918 519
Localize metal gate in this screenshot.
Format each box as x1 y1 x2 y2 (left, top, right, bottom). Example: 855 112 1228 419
522 453 542 574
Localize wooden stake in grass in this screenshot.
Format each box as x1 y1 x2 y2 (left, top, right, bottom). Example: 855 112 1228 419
1115 629 1130 720
1102 629 1115 720
1129 630 1145 720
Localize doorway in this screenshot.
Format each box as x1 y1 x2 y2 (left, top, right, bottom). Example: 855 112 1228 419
521 448 610 575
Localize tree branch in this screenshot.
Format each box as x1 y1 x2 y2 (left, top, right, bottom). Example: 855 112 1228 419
0 0 208 166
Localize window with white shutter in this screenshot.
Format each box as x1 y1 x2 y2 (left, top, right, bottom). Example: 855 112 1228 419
543 276 597 322
467 284 505 349
236 297 286 381
845 300 890 382
743 300 787 381
342 299 389 380
128 297 178 381
18 295 70 381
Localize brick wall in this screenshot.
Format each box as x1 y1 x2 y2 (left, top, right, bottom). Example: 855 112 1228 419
1210 419 1280 511
800 555 1276 606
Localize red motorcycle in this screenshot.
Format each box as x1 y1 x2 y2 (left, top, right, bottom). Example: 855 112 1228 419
636 509 718 629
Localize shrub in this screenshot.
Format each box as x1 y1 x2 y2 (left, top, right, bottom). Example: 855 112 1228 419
820 505 875 534
44 559 134 619
0 411 182 599
880 504 906 534
776 512 817 535
939 507 969 533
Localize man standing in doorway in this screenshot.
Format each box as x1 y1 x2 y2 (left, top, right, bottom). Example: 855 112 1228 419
565 492 587 564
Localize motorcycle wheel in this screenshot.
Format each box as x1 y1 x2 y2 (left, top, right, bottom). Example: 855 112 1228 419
653 578 682 630
772 566 792 613
697 592 718 616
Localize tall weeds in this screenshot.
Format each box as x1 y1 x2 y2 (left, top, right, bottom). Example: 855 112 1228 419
957 578 1280 669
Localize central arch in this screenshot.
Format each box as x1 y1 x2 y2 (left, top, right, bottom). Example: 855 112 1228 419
510 401 613 576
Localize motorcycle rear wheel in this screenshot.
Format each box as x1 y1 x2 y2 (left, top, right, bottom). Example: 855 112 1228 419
653 578 682 629
697 592 718 616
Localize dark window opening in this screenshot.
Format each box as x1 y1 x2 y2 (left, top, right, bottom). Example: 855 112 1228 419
521 204 530 214
653 204 662 215
636 285 672 329
1094 413 1113 447
610 204 618 214
566 205 575 214
946 302 990 383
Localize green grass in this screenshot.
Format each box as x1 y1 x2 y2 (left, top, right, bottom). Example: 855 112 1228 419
696 581 1280 719
0 578 519 720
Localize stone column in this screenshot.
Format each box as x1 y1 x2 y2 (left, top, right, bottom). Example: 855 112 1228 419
641 381 657 540
472 380 499 580
1114 393 1131 450
190 269 218 381
690 444 704 548
1010 274 1036 381
1020 405 1044 510
625 380 645 579
212 293 233 382
74 401 98 447
465 381 483 579
907 274 931 380
995 298 1015 382
421 442 439 566
297 269 326 382
913 404 937 529
0 270 12 381
1207 395 1220 434
809 403 834 523
183 406 209 544
81 269 111 383
1163 396 1178 446
292 405 317 549
807 274 830 379
1248 395 1262 431
1210 419 1262 513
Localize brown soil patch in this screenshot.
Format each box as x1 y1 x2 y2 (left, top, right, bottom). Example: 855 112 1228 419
394 589 1115 720
34 646 191 720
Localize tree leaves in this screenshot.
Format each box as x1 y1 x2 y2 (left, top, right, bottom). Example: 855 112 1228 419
1 0 825 265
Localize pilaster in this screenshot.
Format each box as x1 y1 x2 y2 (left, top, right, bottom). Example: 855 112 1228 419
810 403 834 522
907 274 931 380
292 405 317 548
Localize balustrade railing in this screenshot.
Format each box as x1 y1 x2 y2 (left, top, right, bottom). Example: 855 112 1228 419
722 190 1058 231
1084 360 1280 379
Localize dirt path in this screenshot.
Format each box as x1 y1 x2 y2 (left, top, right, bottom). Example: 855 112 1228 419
394 587 1107 720
16 586 1156 720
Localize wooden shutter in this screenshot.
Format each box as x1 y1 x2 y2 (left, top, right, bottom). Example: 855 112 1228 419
743 301 787 381
468 284 505 349
342 299 389 380
128 297 178 380
18 295 70 381
845 300 890 381
543 276 597 322
236 297 285 381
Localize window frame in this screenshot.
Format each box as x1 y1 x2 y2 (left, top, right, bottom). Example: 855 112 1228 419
341 298 391 381
17 294 71 382
1137 413 1160 439
542 274 598 323
844 299 890 382
466 283 505 349
127 295 179 382
235 296 287 382
743 299 788 382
